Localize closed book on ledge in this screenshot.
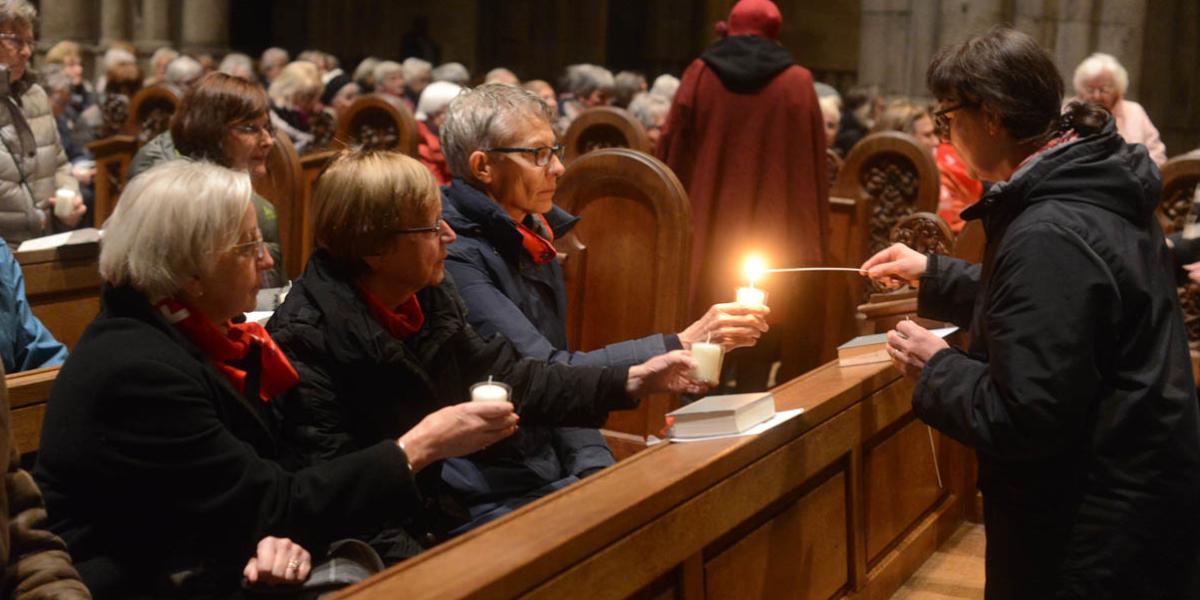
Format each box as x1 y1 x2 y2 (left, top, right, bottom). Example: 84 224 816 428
837 326 959 367
667 392 775 439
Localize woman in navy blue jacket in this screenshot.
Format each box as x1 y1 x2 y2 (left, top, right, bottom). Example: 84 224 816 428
437 84 769 530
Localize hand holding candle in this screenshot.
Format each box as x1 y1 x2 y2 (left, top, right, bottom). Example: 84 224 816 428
626 350 710 396
470 376 512 403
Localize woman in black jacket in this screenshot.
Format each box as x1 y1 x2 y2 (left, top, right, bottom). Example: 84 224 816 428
862 28 1200 599
267 150 707 543
33 161 518 599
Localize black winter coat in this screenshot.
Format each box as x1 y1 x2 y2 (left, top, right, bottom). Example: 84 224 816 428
33 285 415 599
914 120 1200 599
266 251 636 533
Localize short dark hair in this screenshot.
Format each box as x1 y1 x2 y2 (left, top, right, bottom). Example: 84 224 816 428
171 72 270 166
927 27 1105 143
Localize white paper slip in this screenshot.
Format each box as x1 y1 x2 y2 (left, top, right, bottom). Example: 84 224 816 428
668 408 803 443
244 311 274 326
16 227 101 252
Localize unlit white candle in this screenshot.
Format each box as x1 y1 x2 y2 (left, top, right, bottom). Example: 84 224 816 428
690 342 724 386
471 378 511 403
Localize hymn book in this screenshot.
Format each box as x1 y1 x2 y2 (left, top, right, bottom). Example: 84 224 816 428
667 392 776 439
837 326 959 367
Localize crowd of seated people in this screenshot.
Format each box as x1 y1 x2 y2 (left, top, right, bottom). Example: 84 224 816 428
9 1 1191 596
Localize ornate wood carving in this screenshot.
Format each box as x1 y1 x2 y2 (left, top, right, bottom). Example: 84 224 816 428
124 86 179 145
826 148 843 188
562 107 651 165
335 95 419 156
1158 152 1200 347
890 211 953 257
307 110 337 153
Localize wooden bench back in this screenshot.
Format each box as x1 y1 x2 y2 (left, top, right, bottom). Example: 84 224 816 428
833 131 939 259
87 135 137 227
7 365 57 457
335 95 420 156
255 130 305 280
562 107 651 165
1157 151 1200 347
553 148 691 453
15 240 102 350
124 86 179 145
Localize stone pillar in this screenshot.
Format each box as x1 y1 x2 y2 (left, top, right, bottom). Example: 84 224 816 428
857 0 916 95
135 0 173 55
1051 1 1094 86
179 0 230 56
39 0 93 45
1095 0 1147 98
99 0 131 47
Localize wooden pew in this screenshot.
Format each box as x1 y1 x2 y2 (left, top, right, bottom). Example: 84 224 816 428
855 212 955 336
335 95 419 156
562 107 652 165
1156 151 1200 376
554 148 691 459
123 86 180 145
7 365 57 457
833 132 940 259
256 130 306 281
15 239 102 351
284 149 341 280
87 134 137 228
331 360 976 600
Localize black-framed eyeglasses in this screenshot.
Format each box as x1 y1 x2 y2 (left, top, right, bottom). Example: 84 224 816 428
389 217 445 236
230 121 275 138
932 103 969 142
482 145 565 167
229 233 268 261
0 33 34 52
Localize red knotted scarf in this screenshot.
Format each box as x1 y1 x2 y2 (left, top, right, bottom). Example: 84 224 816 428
355 284 425 340
157 299 299 403
515 214 557 265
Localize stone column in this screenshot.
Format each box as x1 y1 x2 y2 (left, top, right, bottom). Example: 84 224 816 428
135 0 174 56
179 0 230 56
99 0 131 47
1095 0 1147 98
39 0 93 45
857 0 916 95
1051 1 1094 85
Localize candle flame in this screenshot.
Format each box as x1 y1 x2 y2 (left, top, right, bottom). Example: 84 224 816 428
744 256 767 288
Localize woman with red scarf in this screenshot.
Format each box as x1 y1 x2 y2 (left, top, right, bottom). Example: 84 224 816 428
32 161 512 599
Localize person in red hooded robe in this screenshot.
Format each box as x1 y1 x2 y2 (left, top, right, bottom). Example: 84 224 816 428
659 0 829 389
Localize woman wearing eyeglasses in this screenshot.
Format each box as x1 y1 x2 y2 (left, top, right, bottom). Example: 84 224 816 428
266 149 707 548
861 28 1200 599
0 0 85 246
128 72 285 287
436 84 768 530
34 161 439 598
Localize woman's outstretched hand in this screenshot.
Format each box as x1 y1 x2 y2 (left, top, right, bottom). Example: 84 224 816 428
627 350 710 397
861 243 928 289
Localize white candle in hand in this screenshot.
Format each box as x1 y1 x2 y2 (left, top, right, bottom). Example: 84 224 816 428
470 378 512 403
736 286 767 306
689 342 724 386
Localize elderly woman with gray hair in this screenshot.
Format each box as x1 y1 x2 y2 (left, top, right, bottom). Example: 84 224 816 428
556 63 614 131
268 61 324 153
628 91 671 149
438 84 768 529
1071 52 1166 166
415 80 462 184
0 0 84 245
33 160 457 598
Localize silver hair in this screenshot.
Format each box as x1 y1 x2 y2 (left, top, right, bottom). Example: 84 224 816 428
416 80 464 121
649 74 679 101
562 64 614 97
0 0 36 29
627 92 671 130
441 83 554 183
218 53 254 80
1073 52 1129 97
260 47 289 70
151 47 179 68
372 60 403 85
432 62 470 86
41 65 71 94
100 161 253 300
165 56 203 85
352 57 380 83
484 67 518 85
402 57 432 83
103 47 136 70
268 61 322 108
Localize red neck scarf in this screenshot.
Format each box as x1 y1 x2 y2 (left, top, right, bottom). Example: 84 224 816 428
157 298 299 403
515 214 557 265
1016 131 1079 173
355 284 425 340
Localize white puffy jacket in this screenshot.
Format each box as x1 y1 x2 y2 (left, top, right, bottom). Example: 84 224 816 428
0 79 77 245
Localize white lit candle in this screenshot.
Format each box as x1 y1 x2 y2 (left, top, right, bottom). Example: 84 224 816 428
470 376 512 403
690 341 724 386
736 286 767 306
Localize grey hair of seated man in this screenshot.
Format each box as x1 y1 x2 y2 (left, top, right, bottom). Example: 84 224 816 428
628 92 671 131
0 0 37 29
649 74 679 101
260 47 289 72
403 58 433 85
440 83 554 184
562 64 614 98
165 56 203 86
99 161 252 301
432 62 470 86
218 53 255 81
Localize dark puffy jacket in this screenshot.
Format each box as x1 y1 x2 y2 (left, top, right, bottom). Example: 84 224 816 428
440 181 678 528
915 120 1200 599
266 250 637 536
